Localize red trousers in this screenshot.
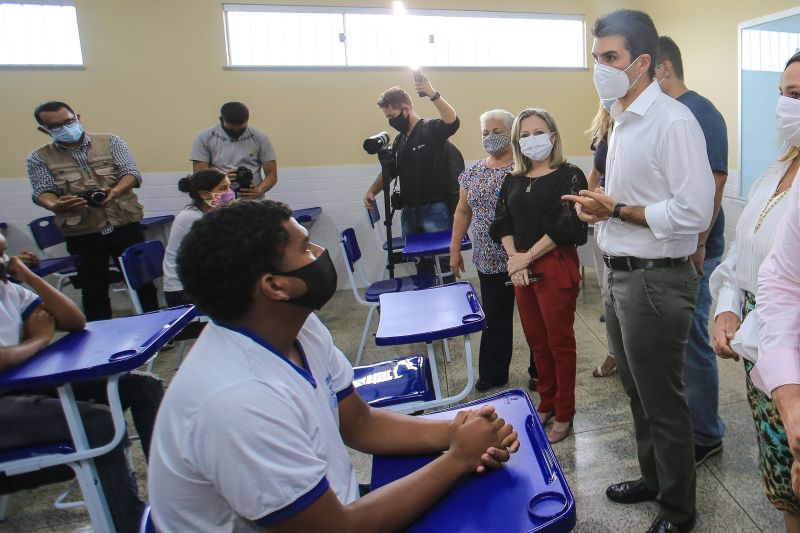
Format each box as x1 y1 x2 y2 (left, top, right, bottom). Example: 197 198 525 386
515 246 580 422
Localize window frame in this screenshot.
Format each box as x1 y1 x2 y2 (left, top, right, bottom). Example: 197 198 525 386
0 1 85 69
222 4 587 71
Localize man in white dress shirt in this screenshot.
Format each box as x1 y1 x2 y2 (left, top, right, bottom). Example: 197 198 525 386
564 9 714 533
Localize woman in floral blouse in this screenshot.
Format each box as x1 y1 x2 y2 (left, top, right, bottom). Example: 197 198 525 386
450 109 531 392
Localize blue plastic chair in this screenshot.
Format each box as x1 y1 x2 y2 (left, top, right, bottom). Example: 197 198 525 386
139 503 156 533
339 228 436 365
119 241 165 316
119 241 205 370
27 216 81 291
353 356 435 408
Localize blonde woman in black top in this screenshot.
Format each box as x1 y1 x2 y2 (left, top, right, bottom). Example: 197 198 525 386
490 108 588 443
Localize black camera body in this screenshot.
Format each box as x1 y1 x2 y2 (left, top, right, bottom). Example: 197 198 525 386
235 166 254 190
390 191 403 210
75 188 107 207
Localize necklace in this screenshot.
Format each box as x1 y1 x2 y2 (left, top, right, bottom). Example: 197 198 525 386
525 176 537 193
754 189 789 233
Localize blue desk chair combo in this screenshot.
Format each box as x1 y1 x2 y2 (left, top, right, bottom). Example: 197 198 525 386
0 307 197 533
339 228 436 366
27 216 82 291
118 240 206 370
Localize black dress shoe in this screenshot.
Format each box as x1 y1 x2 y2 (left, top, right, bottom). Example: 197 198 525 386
475 379 507 392
646 513 696 532
605 479 657 504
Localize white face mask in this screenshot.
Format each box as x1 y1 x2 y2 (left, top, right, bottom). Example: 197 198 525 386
519 133 553 162
593 56 645 102
775 95 800 147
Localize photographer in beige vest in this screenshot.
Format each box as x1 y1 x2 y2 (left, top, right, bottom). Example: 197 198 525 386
26 101 158 321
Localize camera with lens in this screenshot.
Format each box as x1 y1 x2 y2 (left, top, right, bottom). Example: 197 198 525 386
363 131 391 155
75 188 107 207
234 166 254 191
390 191 404 210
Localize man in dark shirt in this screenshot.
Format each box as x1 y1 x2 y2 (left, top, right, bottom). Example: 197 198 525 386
363 77 460 276
656 36 729 467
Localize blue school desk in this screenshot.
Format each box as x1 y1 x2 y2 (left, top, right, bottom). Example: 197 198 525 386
0 305 198 532
370 282 483 412
140 215 175 244
293 207 322 225
371 389 576 533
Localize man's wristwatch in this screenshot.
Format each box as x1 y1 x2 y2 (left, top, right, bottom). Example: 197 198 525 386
612 202 627 222
429 92 441 102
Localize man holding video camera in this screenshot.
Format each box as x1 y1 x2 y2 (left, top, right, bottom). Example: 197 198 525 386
363 75 460 276
26 100 158 321
191 101 278 199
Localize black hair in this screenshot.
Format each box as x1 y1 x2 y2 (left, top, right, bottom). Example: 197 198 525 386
592 9 659 78
655 36 684 81
220 102 249 125
34 101 76 126
787 52 800 70
178 169 227 208
177 200 293 323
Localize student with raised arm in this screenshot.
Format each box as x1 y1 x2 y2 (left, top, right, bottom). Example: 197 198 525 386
0 233 148 532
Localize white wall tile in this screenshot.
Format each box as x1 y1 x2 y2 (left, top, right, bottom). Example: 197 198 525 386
0 155 721 290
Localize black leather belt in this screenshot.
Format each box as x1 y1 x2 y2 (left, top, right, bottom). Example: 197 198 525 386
603 254 689 271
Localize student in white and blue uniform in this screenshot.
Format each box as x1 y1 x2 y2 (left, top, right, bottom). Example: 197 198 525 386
148 200 520 532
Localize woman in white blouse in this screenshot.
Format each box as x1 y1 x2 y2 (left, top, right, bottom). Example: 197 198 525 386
709 51 800 530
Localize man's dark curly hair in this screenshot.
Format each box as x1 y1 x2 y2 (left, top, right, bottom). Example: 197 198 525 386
177 200 293 322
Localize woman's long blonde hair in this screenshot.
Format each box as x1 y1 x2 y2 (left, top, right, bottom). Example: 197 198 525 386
585 103 613 146
511 108 564 176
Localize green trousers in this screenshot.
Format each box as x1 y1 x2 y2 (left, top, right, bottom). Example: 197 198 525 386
605 261 700 523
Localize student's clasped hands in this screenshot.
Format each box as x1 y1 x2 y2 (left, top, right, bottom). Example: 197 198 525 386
448 405 520 474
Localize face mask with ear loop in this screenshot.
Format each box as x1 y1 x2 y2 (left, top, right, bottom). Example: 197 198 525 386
775 95 800 147
593 55 646 101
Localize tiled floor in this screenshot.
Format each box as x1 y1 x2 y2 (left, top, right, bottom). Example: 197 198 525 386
0 275 782 532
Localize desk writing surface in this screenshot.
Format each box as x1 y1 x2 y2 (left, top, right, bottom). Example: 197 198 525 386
371 389 575 533
293 207 322 223
0 306 197 392
375 282 485 346
140 215 174 228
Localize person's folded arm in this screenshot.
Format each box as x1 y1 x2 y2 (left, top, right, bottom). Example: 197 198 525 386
488 175 513 245
259 160 278 193
338 391 450 455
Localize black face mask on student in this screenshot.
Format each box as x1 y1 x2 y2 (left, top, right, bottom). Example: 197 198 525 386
388 110 409 134
220 120 247 140
278 249 338 310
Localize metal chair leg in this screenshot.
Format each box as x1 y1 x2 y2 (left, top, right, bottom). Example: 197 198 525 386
0 494 10 521
355 305 376 366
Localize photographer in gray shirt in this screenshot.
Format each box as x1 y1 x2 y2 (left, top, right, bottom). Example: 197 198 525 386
191 102 278 199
